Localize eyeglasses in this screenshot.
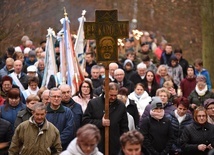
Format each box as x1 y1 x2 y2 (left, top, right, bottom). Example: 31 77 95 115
50 95 61 99
115 74 124 76
207 107 214 110
197 115 206 118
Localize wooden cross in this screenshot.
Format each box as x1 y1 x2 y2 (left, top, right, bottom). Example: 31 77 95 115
84 10 128 155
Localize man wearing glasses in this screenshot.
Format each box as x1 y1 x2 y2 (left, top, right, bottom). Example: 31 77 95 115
46 87 75 150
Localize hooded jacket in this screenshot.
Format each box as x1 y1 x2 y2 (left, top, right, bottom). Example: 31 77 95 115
167 55 183 87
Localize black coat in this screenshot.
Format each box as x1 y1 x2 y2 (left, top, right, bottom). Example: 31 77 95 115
0 118 13 155
166 111 193 153
114 78 135 94
127 99 140 127
140 116 174 155
82 94 129 155
18 72 28 89
180 122 214 155
178 57 189 78
129 71 144 86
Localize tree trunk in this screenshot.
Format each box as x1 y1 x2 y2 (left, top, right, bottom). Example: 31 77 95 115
201 0 214 88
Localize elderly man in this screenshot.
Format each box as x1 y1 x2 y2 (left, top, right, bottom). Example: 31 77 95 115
0 58 14 80
204 98 214 124
109 62 119 82
114 68 134 94
129 62 147 86
59 84 83 133
41 89 50 105
82 82 129 155
9 102 62 155
46 87 75 150
9 60 28 90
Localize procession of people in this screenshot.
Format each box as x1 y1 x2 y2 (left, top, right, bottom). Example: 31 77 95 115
0 12 214 155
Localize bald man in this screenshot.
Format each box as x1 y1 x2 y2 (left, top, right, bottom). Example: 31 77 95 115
59 84 83 133
9 60 28 91
0 58 14 80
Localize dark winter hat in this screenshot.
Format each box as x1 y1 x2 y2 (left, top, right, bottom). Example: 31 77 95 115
28 50 36 57
174 48 183 54
150 97 163 110
170 55 178 61
204 98 214 109
142 55 150 62
140 42 149 47
1 75 13 84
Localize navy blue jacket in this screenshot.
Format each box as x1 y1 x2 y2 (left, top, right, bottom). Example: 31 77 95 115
61 98 83 134
46 104 74 150
166 111 193 152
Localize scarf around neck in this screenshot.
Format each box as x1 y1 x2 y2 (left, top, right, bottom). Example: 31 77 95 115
195 85 207 96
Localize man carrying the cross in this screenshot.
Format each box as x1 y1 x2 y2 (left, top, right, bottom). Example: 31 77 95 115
82 82 129 155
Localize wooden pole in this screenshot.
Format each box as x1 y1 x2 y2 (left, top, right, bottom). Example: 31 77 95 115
104 62 110 155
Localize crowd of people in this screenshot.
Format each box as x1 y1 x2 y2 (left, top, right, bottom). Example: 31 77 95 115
0 32 214 155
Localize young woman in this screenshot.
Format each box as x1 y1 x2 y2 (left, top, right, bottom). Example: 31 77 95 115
143 70 159 97
72 79 95 113
128 83 151 116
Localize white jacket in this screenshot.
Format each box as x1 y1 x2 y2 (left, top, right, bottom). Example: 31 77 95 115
128 91 151 116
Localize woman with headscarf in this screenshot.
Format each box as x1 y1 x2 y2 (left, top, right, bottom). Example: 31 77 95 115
180 106 214 155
